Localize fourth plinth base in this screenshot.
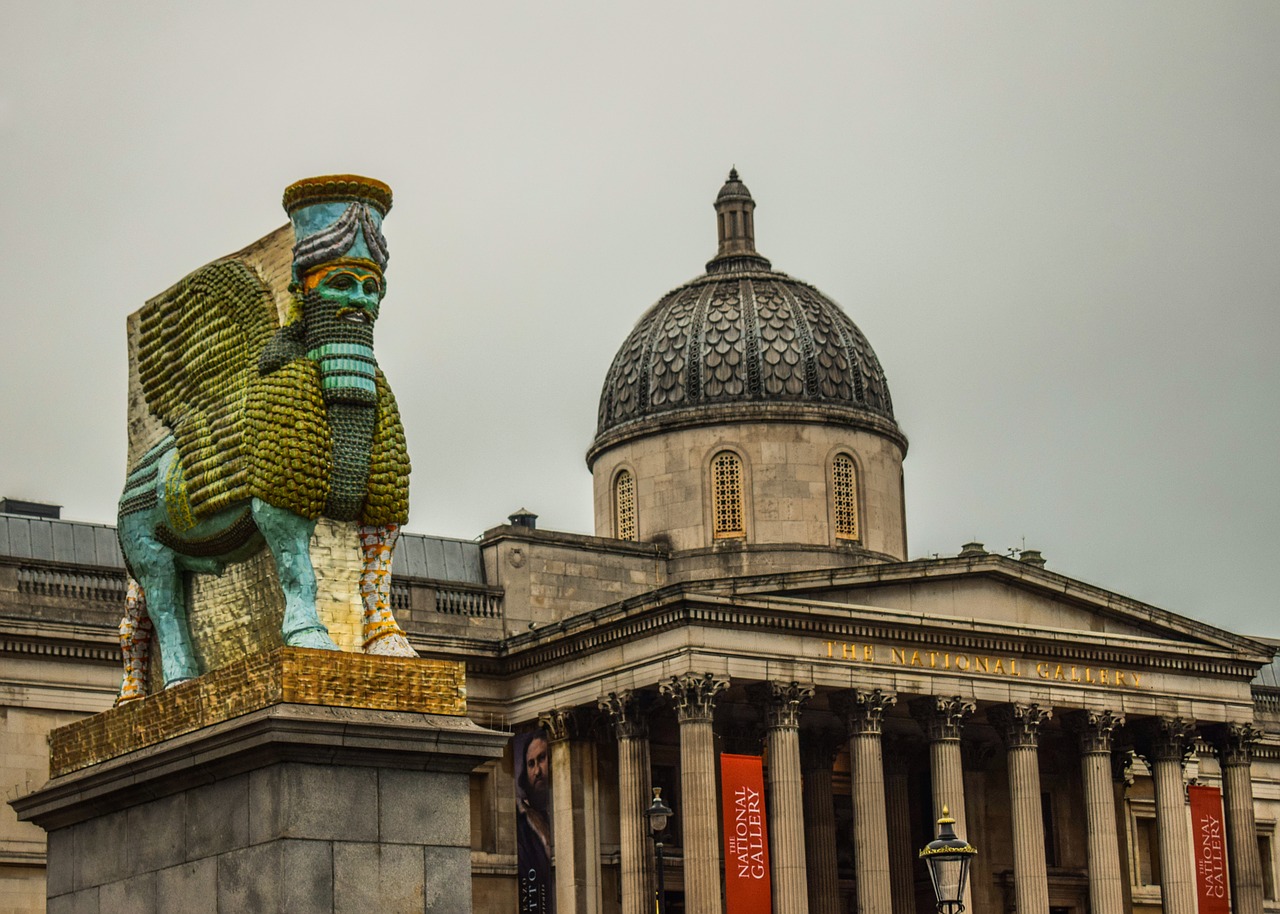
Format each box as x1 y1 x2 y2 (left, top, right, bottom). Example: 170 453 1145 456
11 648 508 914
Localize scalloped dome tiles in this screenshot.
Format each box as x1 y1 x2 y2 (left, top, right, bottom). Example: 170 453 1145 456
594 171 896 444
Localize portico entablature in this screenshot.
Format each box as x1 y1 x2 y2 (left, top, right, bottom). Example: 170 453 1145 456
468 591 1268 725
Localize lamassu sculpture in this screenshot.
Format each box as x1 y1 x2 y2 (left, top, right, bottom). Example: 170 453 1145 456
116 175 415 700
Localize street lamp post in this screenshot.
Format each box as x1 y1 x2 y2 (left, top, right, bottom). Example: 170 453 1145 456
919 805 978 914
646 787 673 914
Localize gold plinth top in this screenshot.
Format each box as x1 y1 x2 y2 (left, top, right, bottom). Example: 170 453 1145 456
50 648 466 777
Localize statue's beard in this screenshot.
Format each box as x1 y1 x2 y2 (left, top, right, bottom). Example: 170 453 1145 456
303 290 379 406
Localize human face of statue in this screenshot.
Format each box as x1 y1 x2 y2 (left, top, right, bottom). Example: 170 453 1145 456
304 262 384 325
525 736 550 798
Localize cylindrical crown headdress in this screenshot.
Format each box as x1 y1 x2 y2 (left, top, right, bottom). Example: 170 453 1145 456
282 175 393 280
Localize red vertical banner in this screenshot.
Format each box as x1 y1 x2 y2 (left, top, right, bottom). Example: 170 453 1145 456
721 753 772 914
1189 785 1230 914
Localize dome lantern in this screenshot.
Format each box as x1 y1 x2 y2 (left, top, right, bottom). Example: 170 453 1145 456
708 168 772 273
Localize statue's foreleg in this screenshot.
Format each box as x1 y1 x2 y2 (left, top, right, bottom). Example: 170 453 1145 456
116 578 154 704
119 514 200 687
250 498 340 651
359 523 417 657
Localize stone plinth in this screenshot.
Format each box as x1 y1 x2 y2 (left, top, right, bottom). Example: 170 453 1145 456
11 649 507 914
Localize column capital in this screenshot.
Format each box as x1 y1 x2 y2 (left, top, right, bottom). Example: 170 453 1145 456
598 690 651 740
1203 721 1263 767
990 702 1052 749
1062 709 1125 754
660 672 729 723
538 707 584 742
834 689 898 735
1132 716 1196 766
747 680 816 730
909 695 976 741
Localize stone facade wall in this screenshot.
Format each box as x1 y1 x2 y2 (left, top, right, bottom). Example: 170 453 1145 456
480 528 665 632
590 421 907 560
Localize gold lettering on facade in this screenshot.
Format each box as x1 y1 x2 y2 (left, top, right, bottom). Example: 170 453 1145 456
821 642 1142 688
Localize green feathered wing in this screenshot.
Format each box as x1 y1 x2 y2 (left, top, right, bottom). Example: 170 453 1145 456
136 260 277 524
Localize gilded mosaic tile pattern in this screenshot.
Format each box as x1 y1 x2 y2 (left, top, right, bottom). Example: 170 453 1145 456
53 647 467 777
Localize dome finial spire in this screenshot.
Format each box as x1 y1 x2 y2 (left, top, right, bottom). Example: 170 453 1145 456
709 167 767 271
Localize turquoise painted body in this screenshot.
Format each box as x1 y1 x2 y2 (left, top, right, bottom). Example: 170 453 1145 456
118 445 339 687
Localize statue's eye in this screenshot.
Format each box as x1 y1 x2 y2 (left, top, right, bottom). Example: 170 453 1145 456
328 274 355 290
363 280 379 296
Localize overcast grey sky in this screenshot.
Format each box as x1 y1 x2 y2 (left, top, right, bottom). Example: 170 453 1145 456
2 3 1277 636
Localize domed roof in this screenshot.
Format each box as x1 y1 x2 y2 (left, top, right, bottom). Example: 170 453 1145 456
590 171 901 461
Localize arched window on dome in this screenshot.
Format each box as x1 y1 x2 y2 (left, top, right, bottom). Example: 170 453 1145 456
614 469 637 541
711 451 746 539
832 453 859 541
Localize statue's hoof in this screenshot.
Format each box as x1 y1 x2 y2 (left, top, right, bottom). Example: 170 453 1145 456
287 628 341 651
365 632 418 657
163 676 195 689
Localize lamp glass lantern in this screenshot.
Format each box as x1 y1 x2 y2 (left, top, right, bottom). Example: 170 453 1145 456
646 787 672 835
918 806 977 913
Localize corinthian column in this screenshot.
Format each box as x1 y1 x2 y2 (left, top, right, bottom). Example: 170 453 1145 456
748 682 815 914
801 729 843 914
1063 710 1125 914
990 702 1052 914
1133 717 1197 914
835 689 897 914
911 695 976 914
540 709 603 914
660 673 729 914
1206 722 1265 914
599 691 654 914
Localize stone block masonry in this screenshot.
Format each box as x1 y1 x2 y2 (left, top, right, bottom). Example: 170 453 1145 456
12 649 505 914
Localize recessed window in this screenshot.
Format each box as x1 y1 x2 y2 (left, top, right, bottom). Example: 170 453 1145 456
832 453 859 541
614 469 637 541
1136 816 1161 887
711 451 745 539
1260 832 1276 901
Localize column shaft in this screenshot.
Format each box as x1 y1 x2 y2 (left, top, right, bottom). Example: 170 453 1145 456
1135 718 1197 914
616 735 654 914
755 682 814 914
1151 755 1196 914
992 703 1051 914
1208 723 1266 914
912 696 975 914
1065 710 1125 914
600 692 655 914
841 689 896 914
1008 745 1050 913
1081 750 1124 914
542 709 603 914
801 737 841 914
549 736 578 914
1222 759 1265 914
682 714 720 914
661 674 728 914
767 723 808 914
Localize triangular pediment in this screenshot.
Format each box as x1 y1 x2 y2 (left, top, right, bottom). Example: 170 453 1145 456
697 553 1269 656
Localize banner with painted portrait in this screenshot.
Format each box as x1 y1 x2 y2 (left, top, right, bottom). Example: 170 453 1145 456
516 729 554 914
